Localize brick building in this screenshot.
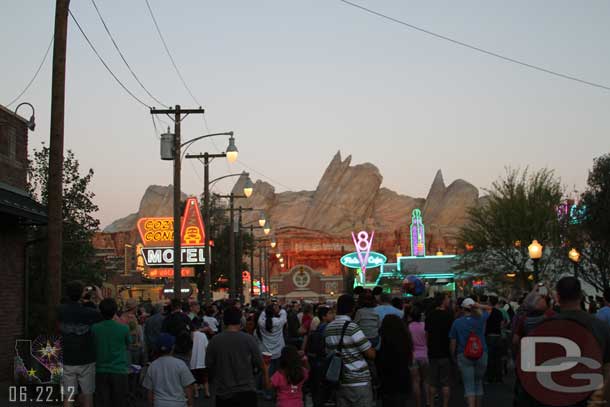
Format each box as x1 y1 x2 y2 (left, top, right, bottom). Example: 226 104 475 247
0 104 46 380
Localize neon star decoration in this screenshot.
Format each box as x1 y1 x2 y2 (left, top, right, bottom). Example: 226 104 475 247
38 340 60 361
352 230 374 278
410 209 426 257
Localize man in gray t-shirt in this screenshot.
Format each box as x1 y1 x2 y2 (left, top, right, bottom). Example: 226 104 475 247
143 333 195 407
206 306 263 407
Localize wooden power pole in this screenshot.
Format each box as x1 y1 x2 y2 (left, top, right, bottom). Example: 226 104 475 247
47 0 70 327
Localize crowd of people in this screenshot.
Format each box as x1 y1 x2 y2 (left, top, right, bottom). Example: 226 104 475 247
57 276 610 407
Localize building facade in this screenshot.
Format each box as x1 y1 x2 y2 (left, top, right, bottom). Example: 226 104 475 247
0 105 46 380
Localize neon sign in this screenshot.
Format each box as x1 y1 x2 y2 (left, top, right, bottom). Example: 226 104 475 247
340 251 387 269
137 197 206 247
141 247 205 266
410 209 426 257
352 230 374 276
147 268 194 278
180 197 206 245
137 218 174 246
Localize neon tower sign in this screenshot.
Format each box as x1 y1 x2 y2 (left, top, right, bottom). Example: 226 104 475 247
410 209 426 257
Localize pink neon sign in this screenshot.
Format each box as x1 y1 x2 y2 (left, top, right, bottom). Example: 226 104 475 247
352 230 374 277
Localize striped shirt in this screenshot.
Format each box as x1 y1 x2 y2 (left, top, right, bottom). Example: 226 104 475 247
325 315 372 386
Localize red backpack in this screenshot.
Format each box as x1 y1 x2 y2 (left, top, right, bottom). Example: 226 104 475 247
464 331 483 360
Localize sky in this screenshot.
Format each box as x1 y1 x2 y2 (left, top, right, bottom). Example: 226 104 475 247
2 1 609 228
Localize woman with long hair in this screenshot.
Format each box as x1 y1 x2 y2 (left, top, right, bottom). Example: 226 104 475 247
263 345 309 407
377 314 413 407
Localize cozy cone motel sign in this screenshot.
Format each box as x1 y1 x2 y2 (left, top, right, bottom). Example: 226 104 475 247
137 197 206 267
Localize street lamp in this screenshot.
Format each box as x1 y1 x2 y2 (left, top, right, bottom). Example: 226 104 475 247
226 136 238 163
569 248 581 278
270 237 277 248
528 240 543 282
258 212 267 227
263 222 272 236
14 102 36 131
243 176 254 198
276 253 281 259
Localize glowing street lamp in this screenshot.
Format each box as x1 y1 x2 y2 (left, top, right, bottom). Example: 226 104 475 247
258 212 267 227
528 240 543 282
569 248 581 278
243 174 254 198
263 222 271 235
276 253 281 259
225 136 238 163
270 237 277 248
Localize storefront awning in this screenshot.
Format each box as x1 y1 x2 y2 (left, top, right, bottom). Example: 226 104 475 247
0 183 47 224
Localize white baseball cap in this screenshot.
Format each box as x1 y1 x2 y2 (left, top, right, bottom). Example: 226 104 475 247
461 298 476 309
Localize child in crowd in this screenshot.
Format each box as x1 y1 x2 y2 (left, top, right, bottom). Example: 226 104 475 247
263 345 309 407
143 333 195 407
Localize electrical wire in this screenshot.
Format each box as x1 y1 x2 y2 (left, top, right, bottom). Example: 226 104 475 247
338 0 610 92
144 0 202 106
90 0 168 108
6 36 54 108
69 9 151 108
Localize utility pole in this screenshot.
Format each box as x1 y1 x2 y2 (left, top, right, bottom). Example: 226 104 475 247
47 0 70 327
258 245 263 297
235 206 244 298
250 225 255 298
229 194 236 299
151 106 205 299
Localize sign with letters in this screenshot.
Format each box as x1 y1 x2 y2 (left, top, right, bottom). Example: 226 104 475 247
340 251 387 269
136 197 206 269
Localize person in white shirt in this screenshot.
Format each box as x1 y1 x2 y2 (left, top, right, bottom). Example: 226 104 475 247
189 329 209 398
257 303 288 400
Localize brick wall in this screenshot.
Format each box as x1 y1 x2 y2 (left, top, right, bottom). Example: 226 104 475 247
0 106 28 189
0 221 25 381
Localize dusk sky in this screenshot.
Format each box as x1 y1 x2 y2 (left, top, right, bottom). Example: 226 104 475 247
2 1 609 228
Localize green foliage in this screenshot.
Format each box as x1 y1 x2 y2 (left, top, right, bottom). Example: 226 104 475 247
27 144 102 336
578 154 610 290
457 168 564 289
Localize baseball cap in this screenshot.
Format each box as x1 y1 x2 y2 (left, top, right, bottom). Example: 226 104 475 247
461 298 476 309
157 333 175 353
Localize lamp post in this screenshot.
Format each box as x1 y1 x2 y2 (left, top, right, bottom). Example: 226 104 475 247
528 240 543 283
183 132 240 302
569 248 581 278
214 177 255 300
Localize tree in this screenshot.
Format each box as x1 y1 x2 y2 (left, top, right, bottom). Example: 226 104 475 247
27 144 102 334
578 154 610 290
457 168 565 289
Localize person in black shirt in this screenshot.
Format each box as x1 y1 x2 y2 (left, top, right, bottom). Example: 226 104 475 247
161 299 192 338
57 281 102 407
485 295 505 383
425 293 453 407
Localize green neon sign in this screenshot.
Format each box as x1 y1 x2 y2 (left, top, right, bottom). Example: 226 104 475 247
341 251 387 269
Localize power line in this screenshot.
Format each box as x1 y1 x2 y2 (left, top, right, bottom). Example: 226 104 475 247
144 0 202 106
90 0 168 107
6 36 54 107
69 9 151 108
338 0 610 92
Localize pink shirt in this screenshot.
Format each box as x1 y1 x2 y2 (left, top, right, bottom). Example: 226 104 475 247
409 321 428 361
271 368 309 407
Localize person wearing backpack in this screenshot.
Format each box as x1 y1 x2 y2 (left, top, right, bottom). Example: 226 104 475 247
449 298 492 407
305 306 335 407
325 295 375 407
